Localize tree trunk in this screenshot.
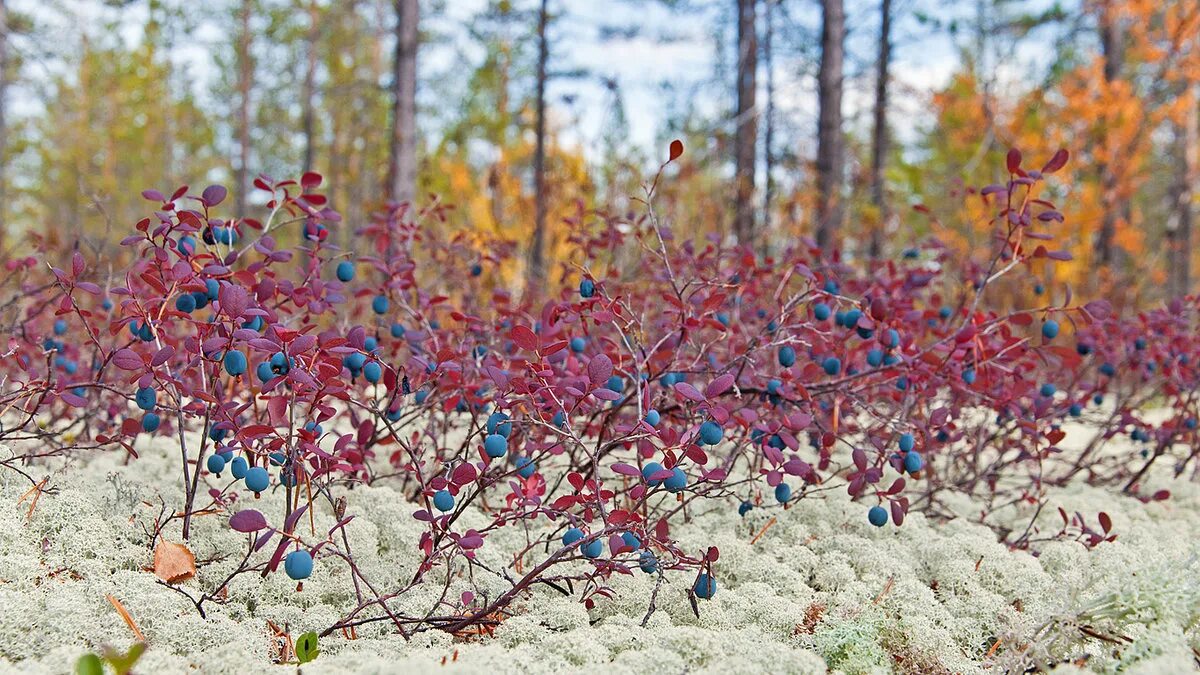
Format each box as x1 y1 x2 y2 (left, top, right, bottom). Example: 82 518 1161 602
0 0 8 248
815 0 844 252
1166 89 1197 298
525 0 550 299
301 0 319 175
386 0 418 205
867 0 891 259
762 0 775 242
1095 0 1124 268
235 0 253 218
732 0 758 247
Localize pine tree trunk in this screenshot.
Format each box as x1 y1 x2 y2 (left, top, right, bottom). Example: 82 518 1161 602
301 0 319 175
867 0 891 259
815 0 844 252
0 0 8 248
235 0 253 217
762 0 775 241
733 0 758 247
1167 90 1197 298
1095 0 1124 268
525 0 550 299
386 0 418 205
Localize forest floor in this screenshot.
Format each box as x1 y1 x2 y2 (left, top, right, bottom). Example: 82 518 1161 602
1 420 1199 674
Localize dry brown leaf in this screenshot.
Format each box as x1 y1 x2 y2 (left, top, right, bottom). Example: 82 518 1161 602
152 540 195 584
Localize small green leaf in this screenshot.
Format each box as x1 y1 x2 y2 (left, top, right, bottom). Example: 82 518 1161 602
295 631 320 664
75 653 104 675
102 642 147 675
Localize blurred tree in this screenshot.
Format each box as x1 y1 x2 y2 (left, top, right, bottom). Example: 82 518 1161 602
732 0 756 248
815 0 844 251
386 0 418 206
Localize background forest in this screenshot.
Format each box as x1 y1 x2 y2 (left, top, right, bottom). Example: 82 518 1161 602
0 0 1196 308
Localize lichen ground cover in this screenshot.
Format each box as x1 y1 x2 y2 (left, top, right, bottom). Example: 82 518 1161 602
1 420 1199 675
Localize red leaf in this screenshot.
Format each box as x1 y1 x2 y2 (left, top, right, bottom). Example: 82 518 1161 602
674 382 707 402
511 326 539 352
1006 148 1022 174
1042 149 1069 173
112 348 145 371
668 139 683 162
230 510 269 532
705 373 734 398
611 463 641 476
202 185 228 206
1098 512 1112 533
587 354 613 387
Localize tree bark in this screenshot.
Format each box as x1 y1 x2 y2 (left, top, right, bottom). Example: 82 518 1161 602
762 0 775 240
525 0 550 299
0 0 8 248
1095 0 1124 267
1166 89 1197 298
386 0 418 205
867 0 891 259
301 0 319 175
815 0 844 252
733 0 758 247
235 0 253 217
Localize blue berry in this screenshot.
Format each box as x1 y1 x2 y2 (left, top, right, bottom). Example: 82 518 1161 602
813 303 832 321
903 451 923 474
141 413 160 432
244 466 270 494
822 357 842 376
177 235 197 257
579 279 596 298
898 433 915 453
284 550 313 581
621 532 641 550
363 361 382 383
868 505 889 527
774 482 791 503
390 323 406 338
270 352 289 373
738 501 753 516
484 434 507 458
694 574 717 599
641 462 665 487
470 263 483 277
223 350 247 376
938 306 952 320
570 337 586 353
823 279 839 294
562 527 584 546
344 353 366 371
335 260 355 282
372 295 389 314
175 294 196 313
581 539 603 559
516 456 536 478
205 279 220 301
1100 363 1116 377
698 421 723 446
606 375 624 393
1069 403 1083 417
486 412 511 436
778 346 796 367
552 410 566 428
644 409 661 427
639 550 658 574
1040 383 1056 397
433 489 454 512
53 319 67 335
867 349 884 367
962 368 977 384
135 387 157 412
663 467 687 492
207 454 226 475
1042 320 1060 340
883 329 900 349
230 456 249 479
1134 337 1146 351
415 390 429 404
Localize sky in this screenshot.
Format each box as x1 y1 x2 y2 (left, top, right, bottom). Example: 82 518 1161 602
12 0 1075 167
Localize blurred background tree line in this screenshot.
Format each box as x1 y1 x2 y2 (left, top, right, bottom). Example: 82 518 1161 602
0 0 1195 306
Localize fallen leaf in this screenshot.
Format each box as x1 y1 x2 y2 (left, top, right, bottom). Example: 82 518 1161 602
153 540 196 584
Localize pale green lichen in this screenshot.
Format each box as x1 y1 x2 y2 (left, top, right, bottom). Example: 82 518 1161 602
0 423 1198 674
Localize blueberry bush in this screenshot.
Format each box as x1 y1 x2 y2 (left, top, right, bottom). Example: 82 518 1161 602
1 146 1198 655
